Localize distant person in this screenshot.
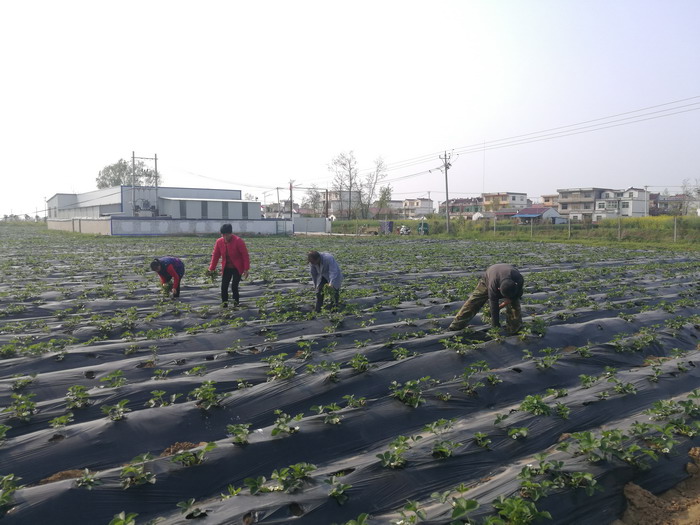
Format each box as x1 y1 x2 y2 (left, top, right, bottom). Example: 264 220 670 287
448 263 524 334
150 257 185 298
307 250 343 312
209 223 250 307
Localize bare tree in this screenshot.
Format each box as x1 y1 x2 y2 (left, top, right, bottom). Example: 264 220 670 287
680 178 700 215
329 151 359 219
357 157 387 219
302 185 324 216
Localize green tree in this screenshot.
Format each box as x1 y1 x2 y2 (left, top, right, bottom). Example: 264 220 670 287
377 184 393 219
96 159 160 189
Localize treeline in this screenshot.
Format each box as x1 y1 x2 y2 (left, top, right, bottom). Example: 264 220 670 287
331 215 700 244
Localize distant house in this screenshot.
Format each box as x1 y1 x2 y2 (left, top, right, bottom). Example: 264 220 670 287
592 188 648 222
401 198 433 218
513 206 565 224
438 197 482 218
556 187 610 222
541 194 559 207
482 192 528 210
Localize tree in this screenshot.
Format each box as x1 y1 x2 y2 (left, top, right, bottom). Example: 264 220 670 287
96 159 161 189
244 193 258 202
680 178 700 216
376 184 393 219
329 151 359 219
302 185 324 217
357 158 387 219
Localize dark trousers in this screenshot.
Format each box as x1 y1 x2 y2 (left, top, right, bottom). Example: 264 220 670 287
221 267 241 304
315 277 340 312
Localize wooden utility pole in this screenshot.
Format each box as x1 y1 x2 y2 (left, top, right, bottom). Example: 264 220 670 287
289 180 295 220
440 151 452 234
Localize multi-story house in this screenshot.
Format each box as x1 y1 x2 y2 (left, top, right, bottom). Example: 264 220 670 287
592 188 648 221
438 197 483 218
401 198 434 218
541 194 559 207
482 192 528 211
556 187 611 222
327 190 363 219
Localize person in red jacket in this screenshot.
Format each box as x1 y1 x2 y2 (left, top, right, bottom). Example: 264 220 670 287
150 257 185 298
208 223 250 307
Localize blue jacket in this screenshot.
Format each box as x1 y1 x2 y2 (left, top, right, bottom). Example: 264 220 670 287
310 252 343 290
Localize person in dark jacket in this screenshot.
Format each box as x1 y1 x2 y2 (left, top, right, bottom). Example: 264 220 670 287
448 263 524 334
150 257 185 298
209 223 250 307
308 251 343 312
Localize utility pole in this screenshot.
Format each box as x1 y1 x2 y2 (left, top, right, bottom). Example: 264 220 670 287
289 180 295 221
131 151 136 215
132 152 159 216
276 187 281 218
154 153 158 215
440 151 452 234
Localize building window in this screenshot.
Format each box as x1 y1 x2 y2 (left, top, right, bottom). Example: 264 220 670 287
561 203 568 210
621 201 630 209
179 201 187 218
596 215 602 221
584 203 592 209
584 193 592 198
628 192 634 197
242 202 249 220
615 192 623 198
222 202 229 219
597 202 605 209
201 201 208 219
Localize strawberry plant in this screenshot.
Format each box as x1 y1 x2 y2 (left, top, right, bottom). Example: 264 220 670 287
172 442 217 467
108 512 138 525
101 399 131 421
187 381 230 410
227 423 252 445
271 409 303 436
120 453 156 489
177 498 207 518
75 469 101 490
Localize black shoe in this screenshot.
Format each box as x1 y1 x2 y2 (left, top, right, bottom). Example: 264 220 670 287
234 301 240 307
222 302 228 308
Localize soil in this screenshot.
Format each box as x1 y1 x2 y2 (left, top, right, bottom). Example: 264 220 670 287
615 448 700 525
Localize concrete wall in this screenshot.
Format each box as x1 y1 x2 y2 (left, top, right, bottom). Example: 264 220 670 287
48 218 292 236
47 219 112 234
293 217 331 234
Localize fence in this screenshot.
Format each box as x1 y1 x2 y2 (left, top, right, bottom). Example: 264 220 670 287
331 216 700 243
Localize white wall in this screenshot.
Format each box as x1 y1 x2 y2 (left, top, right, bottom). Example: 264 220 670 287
48 218 292 236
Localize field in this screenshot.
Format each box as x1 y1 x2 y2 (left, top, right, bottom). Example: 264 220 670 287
2 222 700 524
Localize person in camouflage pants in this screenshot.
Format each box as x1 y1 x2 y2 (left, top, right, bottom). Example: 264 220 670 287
448 263 524 335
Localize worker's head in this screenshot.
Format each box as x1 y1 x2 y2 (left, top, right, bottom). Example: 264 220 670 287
499 279 519 299
307 251 321 265
220 223 233 241
150 259 161 272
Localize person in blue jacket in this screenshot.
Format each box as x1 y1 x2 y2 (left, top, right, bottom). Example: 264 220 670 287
307 251 343 312
150 257 185 298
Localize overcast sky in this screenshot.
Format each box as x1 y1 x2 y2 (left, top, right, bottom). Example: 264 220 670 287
2 0 699 216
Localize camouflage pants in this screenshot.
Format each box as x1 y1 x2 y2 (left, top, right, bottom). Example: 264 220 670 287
450 279 522 334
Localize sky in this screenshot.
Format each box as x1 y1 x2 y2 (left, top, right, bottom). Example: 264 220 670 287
1 0 699 217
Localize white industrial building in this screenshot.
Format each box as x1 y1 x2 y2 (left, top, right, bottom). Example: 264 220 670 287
46 185 301 235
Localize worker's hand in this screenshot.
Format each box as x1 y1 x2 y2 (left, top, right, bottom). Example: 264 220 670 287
499 299 511 309
242 271 249 280
325 283 334 290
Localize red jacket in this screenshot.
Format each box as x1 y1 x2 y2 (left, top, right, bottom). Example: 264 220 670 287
208 236 250 275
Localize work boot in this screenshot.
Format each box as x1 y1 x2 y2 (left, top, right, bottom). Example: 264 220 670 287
448 321 467 331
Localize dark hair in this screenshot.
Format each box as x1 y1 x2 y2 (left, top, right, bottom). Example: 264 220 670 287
307 250 321 264
220 223 233 234
499 279 519 299
150 259 161 271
